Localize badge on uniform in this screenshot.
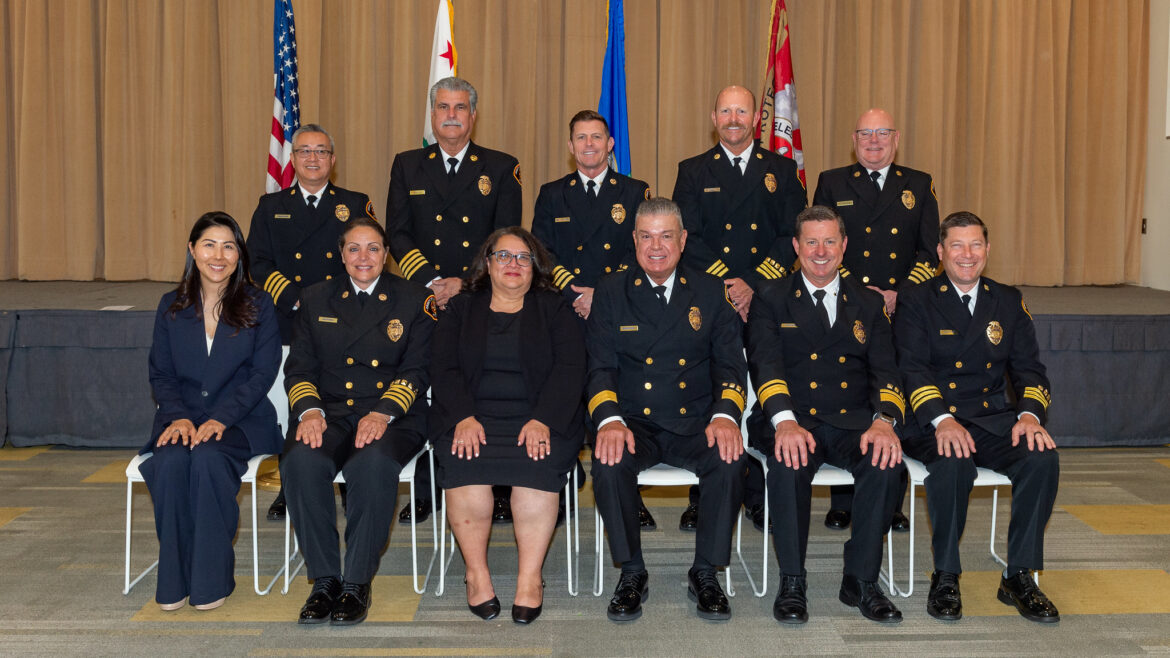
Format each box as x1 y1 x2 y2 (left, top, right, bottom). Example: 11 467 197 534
764 173 777 193
387 319 404 342
512 164 522 187
365 201 377 219
986 320 1003 345
853 320 867 344
478 175 492 196
688 306 702 331
901 190 915 210
423 295 439 321
335 204 350 221
611 203 626 224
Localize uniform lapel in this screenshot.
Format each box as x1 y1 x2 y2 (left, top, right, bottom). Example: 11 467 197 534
282 184 325 245
870 165 904 218
847 163 879 208
423 144 454 207
647 273 695 350
961 280 995 353
785 277 826 347
563 174 594 242
931 278 975 342
588 172 625 243
706 147 742 220
828 284 861 349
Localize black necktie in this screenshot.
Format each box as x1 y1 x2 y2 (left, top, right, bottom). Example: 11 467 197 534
869 170 882 192
813 289 831 330
306 194 317 208
447 157 458 178
586 179 597 198
653 285 667 309
357 290 369 308
961 294 972 316
732 156 743 175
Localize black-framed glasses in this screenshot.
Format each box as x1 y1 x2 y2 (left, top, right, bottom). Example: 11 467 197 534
293 148 333 158
489 250 534 267
854 128 896 140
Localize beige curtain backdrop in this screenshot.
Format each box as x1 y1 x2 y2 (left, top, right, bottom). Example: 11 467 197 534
0 0 1147 285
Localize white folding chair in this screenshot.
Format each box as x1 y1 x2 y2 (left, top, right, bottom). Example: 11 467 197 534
437 467 580 596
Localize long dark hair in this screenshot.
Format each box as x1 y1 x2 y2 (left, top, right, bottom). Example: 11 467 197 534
463 226 556 293
167 211 259 329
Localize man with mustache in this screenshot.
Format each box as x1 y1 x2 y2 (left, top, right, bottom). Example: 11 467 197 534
386 76 522 525
671 85 806 533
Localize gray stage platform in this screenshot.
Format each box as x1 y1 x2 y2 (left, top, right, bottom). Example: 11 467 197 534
1 281 1169 448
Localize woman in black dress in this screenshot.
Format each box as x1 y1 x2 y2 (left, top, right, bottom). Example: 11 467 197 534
430 227 586 625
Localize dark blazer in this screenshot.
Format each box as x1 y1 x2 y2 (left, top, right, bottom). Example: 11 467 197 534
745 274 905 443
893 275 1050 444
247 182 377 342
145 287 282 455
531 170 650 303
428 288 586 445
673 143 806 285
386 141 522 284
813 163 939 290
586 264 747 437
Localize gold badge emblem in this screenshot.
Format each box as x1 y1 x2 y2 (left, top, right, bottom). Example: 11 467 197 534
477 175 492 196
986 320 1003 345
764 172 777 193
901 190 915 210
688 306 702 331
853 320 867 344
611 203 626 224
387 319 404 342
335 204 350 221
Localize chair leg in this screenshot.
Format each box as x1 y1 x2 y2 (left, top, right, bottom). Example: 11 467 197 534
593 508 605 597
435 490 457 597
989 486 1007 568
887 480 916 598
565 474 577 596
734 482 769 598
124 478 158 595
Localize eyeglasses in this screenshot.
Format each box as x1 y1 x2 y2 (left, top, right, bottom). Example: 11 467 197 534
293 148 333 158
489 250 534 267
854 128 896 140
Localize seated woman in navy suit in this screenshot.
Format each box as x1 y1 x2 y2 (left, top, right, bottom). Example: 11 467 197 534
430 227 586 624
142 211 282 612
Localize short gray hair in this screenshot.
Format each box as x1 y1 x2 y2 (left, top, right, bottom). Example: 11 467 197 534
292 123 334 152
429 77 478 113
635 197 684 233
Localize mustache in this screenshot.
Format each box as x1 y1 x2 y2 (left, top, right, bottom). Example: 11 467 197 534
441 119 464 128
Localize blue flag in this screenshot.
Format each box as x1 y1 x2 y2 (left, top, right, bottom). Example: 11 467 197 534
599 0 631 175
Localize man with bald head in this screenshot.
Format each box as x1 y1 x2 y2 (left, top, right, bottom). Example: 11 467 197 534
672 85 806 532
813 107 939 533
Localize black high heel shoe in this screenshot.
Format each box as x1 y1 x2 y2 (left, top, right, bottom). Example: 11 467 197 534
511 579 545 624
465 579 500 620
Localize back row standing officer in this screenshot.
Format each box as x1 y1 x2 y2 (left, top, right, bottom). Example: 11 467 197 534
812 108 940 534
247 123 377 521
386 76 522 526
672 85 807 533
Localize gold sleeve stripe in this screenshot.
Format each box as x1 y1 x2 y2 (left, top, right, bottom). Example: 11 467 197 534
909 385 943 411
838 265 852 278
587 390 618 415
756 259 785 280
263 271 282 294
757 379 790 405
879 389 906 416
552 266 575 290
399 249 430 279
721 388 746 413
270 277 292 304
705 260 730 278
1022 387 1050 408
382 388 414 410
288 382 321 407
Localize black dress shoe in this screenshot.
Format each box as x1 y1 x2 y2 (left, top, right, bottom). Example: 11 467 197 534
687 567 731 621
330 581 371 625
823 508 851 530
927 571 962 621
298 576 341 624
745 503 767 533
890 511 910 533
267 492 286 521
492 495 513 524
468 595 501 620
607 570 649 622
998 570 1060 623
398 499 433 524
839 575 903 623
772 574 808 624
638 503 657 530
678 502 698 532
511 603 542 624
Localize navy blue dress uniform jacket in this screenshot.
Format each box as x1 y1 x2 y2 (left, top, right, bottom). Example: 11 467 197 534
812 163 939 290
284 275 437 439
247 183 377 342
145 287 283 455
386 142 522 284
745 274 906 442
531 171 650 303
672 144 806 285
893 275 1051 442
586 264 747 437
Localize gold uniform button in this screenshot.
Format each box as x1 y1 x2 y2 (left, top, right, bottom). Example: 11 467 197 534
462 216 469 223
678 359 686 366
603 243 611 250
680 407 687 414
983 401 990 408
345 382 353 389
723 246 730 253
346 399 354 406
949 405 957 413
865 227 872 234
605 266 612 273
645 357 653 365
751 223 758 230
434 239 441 246
986 362 992 369
890 252 897 259
577 245 584 251
462 266 468 271
326 251 333 258
435 214 442 221
295 252 302 259
809 408 817 415
751 247 757 254
839 356 846 363
810 353 818 360
325 275 332 280
644 382 652 390
889 278 897 285
955 361 963 368
294 275 302 282
810 382 818 389
574 268 581 274
376 382 384 389
862 276 870 283
725 223 732 230
863 250 870 257
678 382 686 389
840 382 848 389
982 387 989 393
891 228 899 234
346 357 354 365
371 359 379 367
840 409 848 414
643 407 651 415
462 241 469 247
435 264 440 270
948 382 957 389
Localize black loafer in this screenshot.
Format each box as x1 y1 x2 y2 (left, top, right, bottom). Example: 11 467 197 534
998 570 1060 623
398 499 433 524
607 570 649 622
687 567 731 621
330 581 371 625
266 493 286 521
823 508 850 530
638 503 657 530
678 503 698 532
468 595 501 620
492 495 513 524
745 503 767 533
890 511 910 533
772 574 808 624
511 603 542 624
298 576 341 624
927 571 962 621
839 575 902 623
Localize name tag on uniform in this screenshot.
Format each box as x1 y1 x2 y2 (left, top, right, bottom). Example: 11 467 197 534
619 325 639 332
836 201 853 207
409 189 426 196
780 322 797 329
554 216 571 223
274 213 291 218
318 316 338 323
939 329 955 336
703 187 721 193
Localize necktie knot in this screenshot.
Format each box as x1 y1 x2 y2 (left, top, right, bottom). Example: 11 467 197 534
447 157 458 177
306 194 317 208
812 289 831 329
357 290 369 307
961 293 972 315
586 179 597 197
869 170 882 191
812 289 826 304
732 156 743 174
653 284 667 307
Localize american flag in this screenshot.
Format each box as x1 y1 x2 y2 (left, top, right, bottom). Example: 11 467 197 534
265 0 300 193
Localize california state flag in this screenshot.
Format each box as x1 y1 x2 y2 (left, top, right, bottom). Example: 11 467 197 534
755 0 805 187
423 0 456 146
